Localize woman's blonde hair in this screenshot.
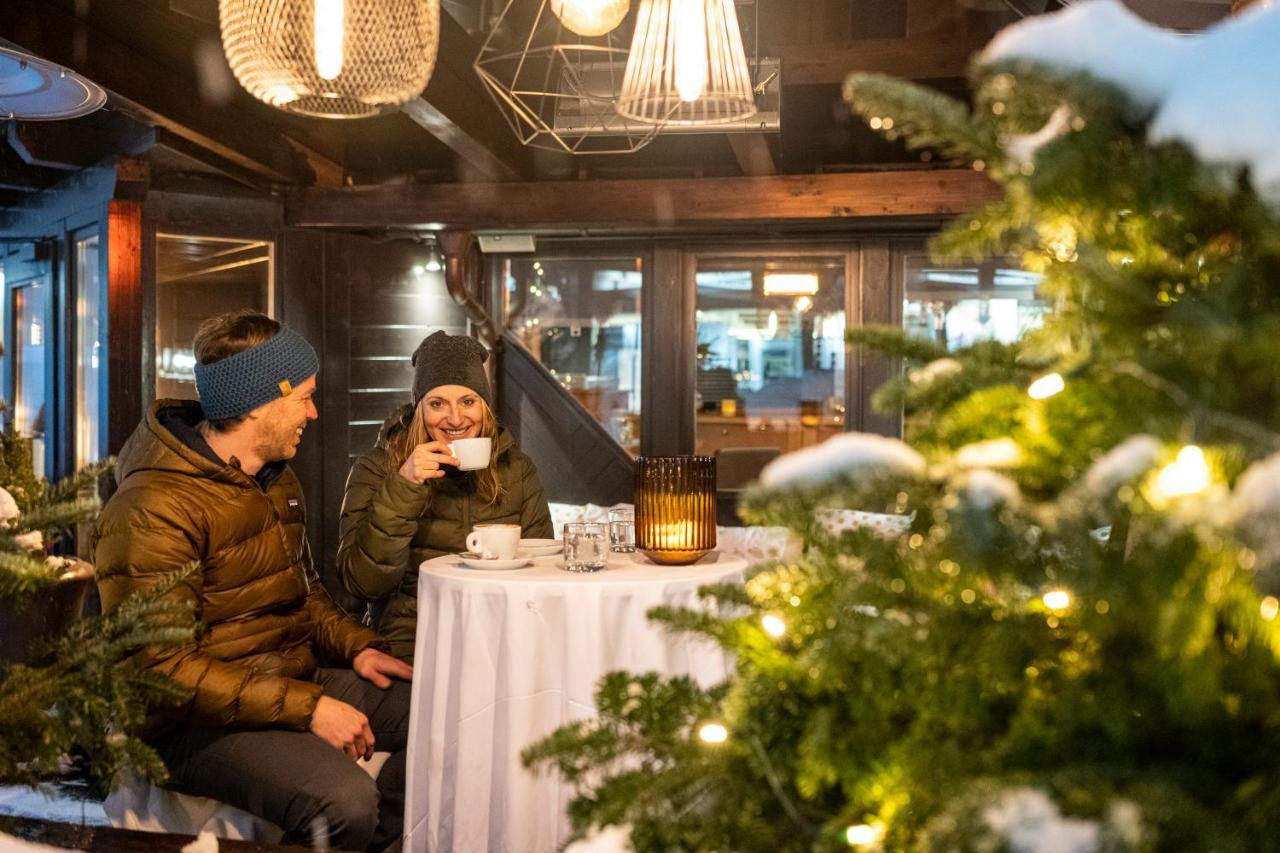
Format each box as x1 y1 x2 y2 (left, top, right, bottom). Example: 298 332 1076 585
385 398 506 506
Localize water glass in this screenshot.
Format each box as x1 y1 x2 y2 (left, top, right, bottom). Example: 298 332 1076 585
563 522 608 573
607 508 635 553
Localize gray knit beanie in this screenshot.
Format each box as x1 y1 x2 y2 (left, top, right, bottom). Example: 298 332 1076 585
194 325 319 420
411 331 493 409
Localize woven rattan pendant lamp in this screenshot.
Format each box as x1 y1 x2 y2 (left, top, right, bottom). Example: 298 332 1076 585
219 0 440 118
616 0 756 126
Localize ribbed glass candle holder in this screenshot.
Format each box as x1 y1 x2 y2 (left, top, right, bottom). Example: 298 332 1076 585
634 455 716 565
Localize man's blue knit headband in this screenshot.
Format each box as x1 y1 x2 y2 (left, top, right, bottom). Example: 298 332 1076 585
193 325 319 421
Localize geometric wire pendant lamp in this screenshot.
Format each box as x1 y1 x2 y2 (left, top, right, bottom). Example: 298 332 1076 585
218 0 440 119
617 0 757 126
475 0 661 154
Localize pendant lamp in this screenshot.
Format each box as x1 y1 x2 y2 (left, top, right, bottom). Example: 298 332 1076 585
0 47 106 121
549 0 631 37
219 0 440 118
617 0 757 126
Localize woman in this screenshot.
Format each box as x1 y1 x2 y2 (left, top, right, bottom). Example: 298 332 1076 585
338 331 553 662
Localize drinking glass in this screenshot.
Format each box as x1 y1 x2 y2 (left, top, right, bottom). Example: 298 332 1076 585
563 522 608 573
607 508 635 553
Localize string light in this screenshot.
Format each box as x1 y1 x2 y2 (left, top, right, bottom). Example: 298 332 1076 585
698 722 728 744
846 823 883 846
1027 372 1065 400
761 614 786 637
1262 596 1279 621
1153 445 1210 499
1042 589 1071 611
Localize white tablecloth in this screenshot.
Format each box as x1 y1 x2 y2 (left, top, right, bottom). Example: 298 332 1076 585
403 550 747 853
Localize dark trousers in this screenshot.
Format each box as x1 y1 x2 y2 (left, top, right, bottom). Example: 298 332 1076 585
152 668 411 851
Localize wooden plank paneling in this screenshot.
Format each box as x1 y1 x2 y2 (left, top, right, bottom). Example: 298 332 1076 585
641 247 695 456
349 356 415 391
287 170 1000 230
106 200 143 455
858 241 902 437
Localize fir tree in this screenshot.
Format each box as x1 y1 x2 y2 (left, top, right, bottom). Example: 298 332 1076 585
524 6 1280 850
0 421 195 790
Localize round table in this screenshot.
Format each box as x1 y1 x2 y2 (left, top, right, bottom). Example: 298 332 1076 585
402 549 746 853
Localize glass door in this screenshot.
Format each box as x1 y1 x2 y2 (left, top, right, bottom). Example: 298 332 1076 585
10 276 49 479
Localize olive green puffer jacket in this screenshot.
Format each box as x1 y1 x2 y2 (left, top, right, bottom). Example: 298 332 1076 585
94 400 383 732
337 405 554 662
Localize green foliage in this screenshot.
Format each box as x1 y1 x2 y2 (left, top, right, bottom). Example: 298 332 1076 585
523 41 1280 853
0 565 197 788
0 439 193 790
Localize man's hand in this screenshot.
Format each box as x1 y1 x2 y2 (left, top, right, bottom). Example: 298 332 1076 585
310 695 375 760
353 647 414 689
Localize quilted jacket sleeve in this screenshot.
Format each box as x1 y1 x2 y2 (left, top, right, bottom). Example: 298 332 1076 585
519 454 554 539
94 491 324 731
300 537 385 662
337 446 431 602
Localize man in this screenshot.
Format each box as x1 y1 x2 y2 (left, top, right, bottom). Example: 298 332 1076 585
95 311 413 851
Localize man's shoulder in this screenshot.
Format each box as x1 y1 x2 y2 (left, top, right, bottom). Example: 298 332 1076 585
100 469 215 528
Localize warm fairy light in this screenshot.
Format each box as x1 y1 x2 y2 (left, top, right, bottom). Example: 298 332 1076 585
1262 596 1280 621
761 614 786 637
673 0 708 102
846 824 883 846
1028 372 1065 400
1154 445 1210 498
1042 589 1071 611
313 0 345 80
549 0 631 36
698 722 728 744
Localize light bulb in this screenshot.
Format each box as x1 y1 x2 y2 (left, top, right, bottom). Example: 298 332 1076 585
550 0 631 37
1028 372 1065 400
697 722 728 744
1154 445 1210 498
314 0 345 81
1042 589 1070 611
673 0 707 102
761 614 786 637
845 824 882 846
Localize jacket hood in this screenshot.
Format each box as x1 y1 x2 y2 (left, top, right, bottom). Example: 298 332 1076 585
115 399 257 488
375 402 514 458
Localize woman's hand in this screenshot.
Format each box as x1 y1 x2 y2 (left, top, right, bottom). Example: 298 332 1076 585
398 441 460 484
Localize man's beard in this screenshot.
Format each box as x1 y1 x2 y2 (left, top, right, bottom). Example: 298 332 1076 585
258 420 302 463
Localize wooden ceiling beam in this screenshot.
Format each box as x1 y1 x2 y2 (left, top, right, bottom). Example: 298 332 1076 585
778 31 992 85
286 169 999 230
727 134 778 177
0 0 318 186
399 11 534 182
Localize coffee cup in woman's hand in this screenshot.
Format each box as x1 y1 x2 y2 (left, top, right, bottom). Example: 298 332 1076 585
448 437 492 471
398 441 460 484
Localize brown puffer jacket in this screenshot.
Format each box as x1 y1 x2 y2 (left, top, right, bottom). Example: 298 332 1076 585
337 404 554 662
94 400 383 732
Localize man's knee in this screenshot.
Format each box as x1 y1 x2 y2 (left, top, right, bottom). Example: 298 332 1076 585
299 769 380 850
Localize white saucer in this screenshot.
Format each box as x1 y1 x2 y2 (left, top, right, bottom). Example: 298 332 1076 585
519 538 562 557
457 554 532 570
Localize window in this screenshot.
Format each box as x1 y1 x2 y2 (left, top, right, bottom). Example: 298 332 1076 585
74 234 103 467
155 235 273 399
903 255 1047 350
11 280 47 479
507 257 642 454
694 255 846 457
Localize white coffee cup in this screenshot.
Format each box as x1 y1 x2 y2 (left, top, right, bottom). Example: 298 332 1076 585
466 523 520 560
449 437 492 471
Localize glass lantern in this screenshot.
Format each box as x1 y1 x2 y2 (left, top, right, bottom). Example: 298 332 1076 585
634 456 717 565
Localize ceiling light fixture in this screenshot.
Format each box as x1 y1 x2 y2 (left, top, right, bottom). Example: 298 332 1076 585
617 0 757 126
549 0 631 36
219 0 440 118
0 47 106 121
